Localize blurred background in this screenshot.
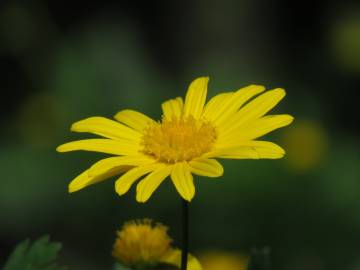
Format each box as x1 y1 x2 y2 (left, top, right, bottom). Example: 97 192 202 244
1 0 360 269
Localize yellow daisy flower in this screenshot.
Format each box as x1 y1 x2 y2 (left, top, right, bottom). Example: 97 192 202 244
112 219 202 270
57 77 293 202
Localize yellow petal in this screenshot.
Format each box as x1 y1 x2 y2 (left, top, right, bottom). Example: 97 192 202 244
71 116 141 141
115 164 159 196
114 109 154 132
207 141 285 159
162 97 184 120
68 166 124 193
202 92 233 120
56 139 140 155
88 155 154 178
183 77 209 119
218 114 294 144
136 165 172 203
189 158 224 177
221 88 286 133
210 85 265 126
160 249 203 270
171 162 195 201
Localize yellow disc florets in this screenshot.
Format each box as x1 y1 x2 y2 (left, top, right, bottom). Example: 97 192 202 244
112 219 172 266
141 116 217 163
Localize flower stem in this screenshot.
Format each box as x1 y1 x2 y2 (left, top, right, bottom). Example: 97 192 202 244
181 199 189 270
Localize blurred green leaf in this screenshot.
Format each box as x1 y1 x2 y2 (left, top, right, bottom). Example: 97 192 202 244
3 235 66 270
113 262 131 270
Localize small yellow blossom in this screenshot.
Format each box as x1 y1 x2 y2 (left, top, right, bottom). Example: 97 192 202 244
282 119 328 171
112 219 202 270
57 77 293 202
199 251 249 270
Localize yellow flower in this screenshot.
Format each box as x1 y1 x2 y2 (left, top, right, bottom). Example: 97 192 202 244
199 251 249 270
281 119 328 171
112 219 202 270
57 77 293 202
112 219 171 266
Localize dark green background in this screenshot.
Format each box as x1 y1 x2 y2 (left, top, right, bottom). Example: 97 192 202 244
1 1 360 270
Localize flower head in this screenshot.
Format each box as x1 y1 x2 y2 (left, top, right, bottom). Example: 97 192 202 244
112 219 172 266
57 77 294 202
112 219 202 270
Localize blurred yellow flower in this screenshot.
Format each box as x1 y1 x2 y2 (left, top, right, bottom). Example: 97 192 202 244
199 251 249 270
112 219 202 270
282 119 328 171
331 10 360 72
57 77 293 202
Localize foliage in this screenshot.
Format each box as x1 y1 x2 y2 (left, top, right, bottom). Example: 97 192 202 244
3 235 66 270
113 262 131 270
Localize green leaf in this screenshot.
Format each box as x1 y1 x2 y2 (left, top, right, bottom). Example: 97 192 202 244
3 235 67 270
113 262 132 270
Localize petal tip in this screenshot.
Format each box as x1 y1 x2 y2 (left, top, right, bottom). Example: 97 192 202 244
192 76 210 84
180 191 195 202
136 187 154 203
70 123 82 132
248 84 266 91
281 114 295 127
113 110 128 121
68 184 80 193
70 119 93 131
276 148 286 158
56 145 66 152
275 88 286 97
136 196 147 203
115 183 126 196
288 115 295 123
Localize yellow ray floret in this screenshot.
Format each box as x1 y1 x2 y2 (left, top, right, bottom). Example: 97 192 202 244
57 76 294 202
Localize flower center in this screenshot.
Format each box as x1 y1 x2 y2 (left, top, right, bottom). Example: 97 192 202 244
141 116 217 163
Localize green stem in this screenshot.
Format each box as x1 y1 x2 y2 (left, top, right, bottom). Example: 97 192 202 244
181 199 189 270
